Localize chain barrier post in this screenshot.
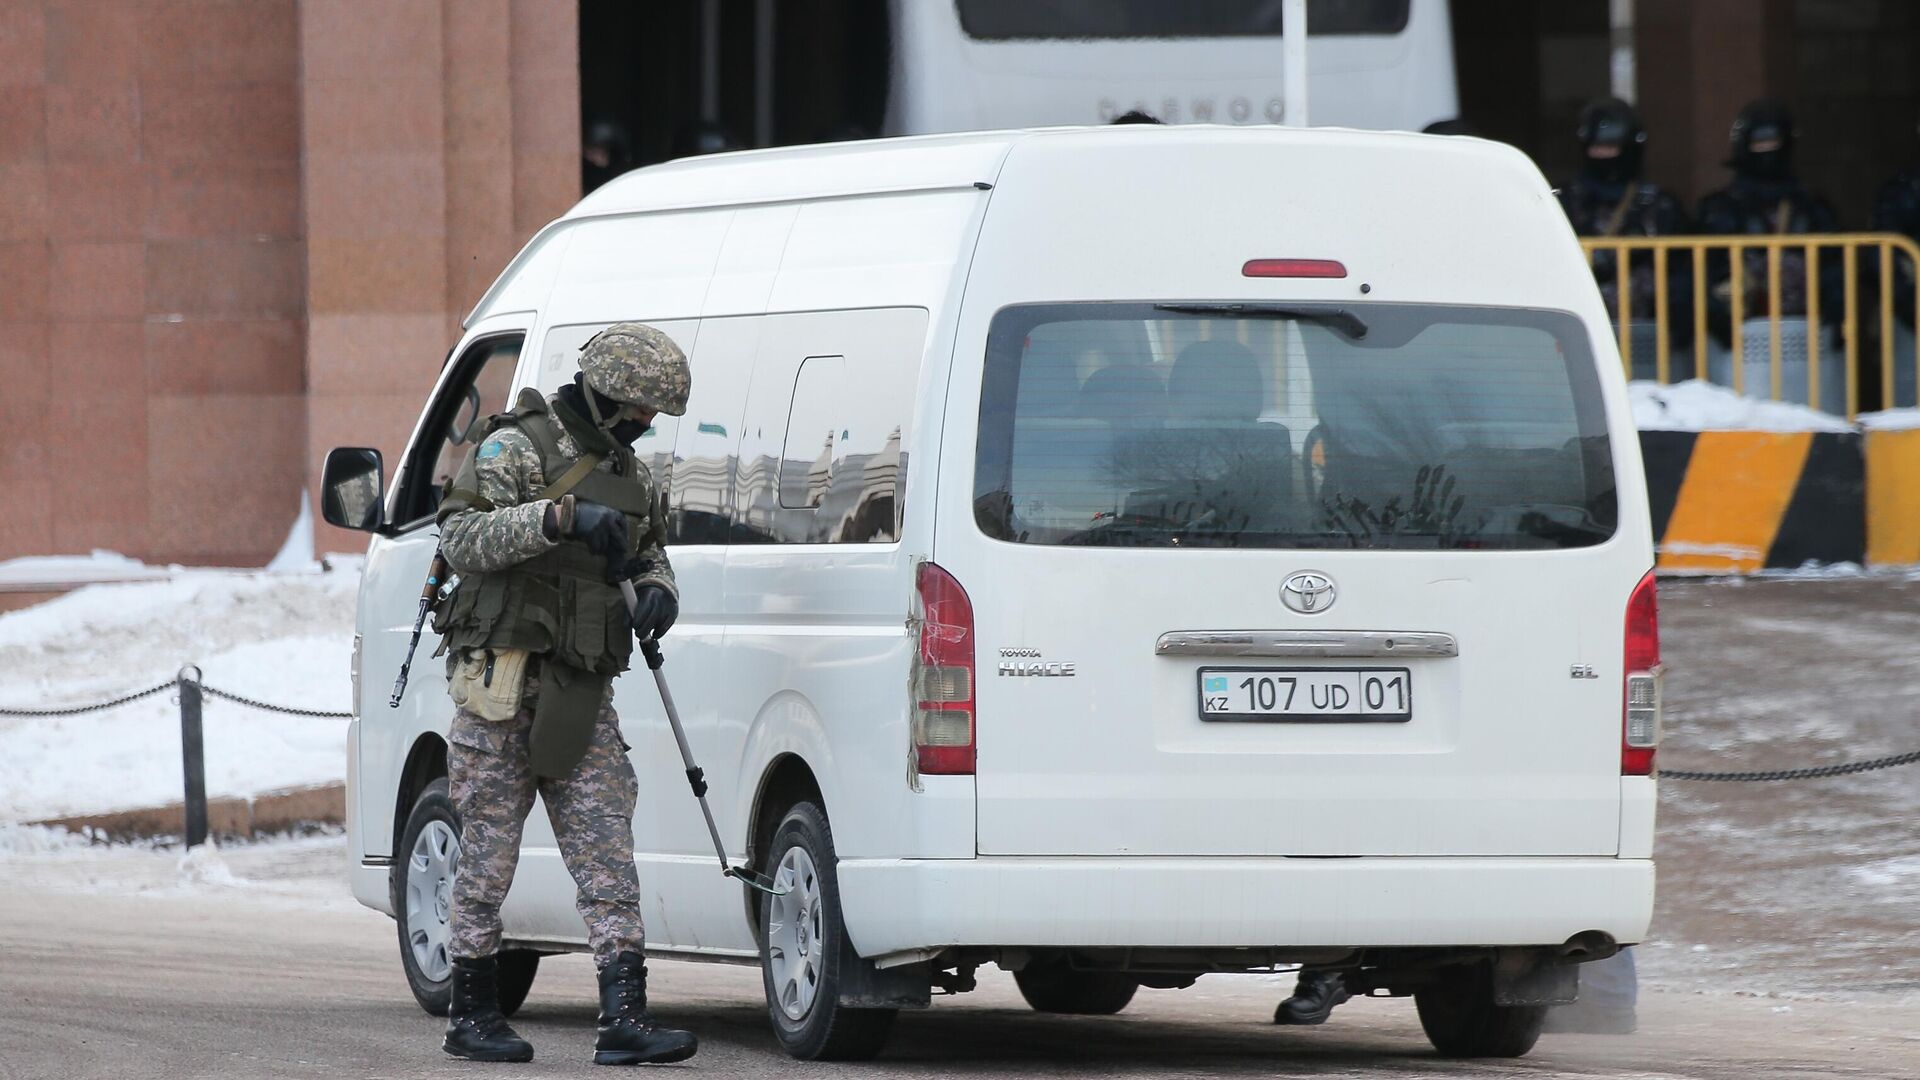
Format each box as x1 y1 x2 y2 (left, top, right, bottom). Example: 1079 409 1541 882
178 665 207 849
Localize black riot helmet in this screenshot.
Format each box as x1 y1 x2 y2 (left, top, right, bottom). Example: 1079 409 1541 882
1576 96 1647 184
1728 99 1796 180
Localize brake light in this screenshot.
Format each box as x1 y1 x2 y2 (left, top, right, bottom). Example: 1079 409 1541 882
1242 258 1348 279
1622 571 1661 776
913 562 975 775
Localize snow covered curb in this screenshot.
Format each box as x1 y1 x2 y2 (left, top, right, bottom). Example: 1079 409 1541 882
0 550 170 593
34 782 346 842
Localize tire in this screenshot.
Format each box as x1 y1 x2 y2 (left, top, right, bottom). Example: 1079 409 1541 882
392 779 538 1018
395 778 459 1016
1013 964 1139 1015
1414 962 1547 1058
758 801 896 1060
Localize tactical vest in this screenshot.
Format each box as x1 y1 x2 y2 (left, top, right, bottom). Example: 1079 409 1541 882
433 388 654 677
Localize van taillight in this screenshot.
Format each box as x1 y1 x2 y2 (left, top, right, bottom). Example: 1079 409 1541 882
1242 258 1348 279
1622 571 1661 776
914 562 975 775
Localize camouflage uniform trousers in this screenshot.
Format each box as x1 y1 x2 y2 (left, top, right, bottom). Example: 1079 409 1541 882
447 695 644 964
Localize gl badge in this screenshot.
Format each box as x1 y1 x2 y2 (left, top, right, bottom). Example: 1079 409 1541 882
1280 571 1336 615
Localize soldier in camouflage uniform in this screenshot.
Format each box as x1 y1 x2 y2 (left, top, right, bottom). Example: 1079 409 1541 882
433 322 699 1066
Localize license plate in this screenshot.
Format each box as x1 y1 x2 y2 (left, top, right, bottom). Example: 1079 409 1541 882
1198 667 1412 722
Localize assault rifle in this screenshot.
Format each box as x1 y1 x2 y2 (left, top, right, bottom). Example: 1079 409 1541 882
390 552 454 708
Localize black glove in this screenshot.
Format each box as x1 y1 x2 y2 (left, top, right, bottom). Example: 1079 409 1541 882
629 584 678 642
606 552 655 585
569 500 629 561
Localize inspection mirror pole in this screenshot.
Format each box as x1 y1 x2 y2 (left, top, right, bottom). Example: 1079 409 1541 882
1284 0 1309 126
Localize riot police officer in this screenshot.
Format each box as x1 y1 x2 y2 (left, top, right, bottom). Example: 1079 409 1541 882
1697 100 1841 346
1557 96 1694 365
432 323 697 1066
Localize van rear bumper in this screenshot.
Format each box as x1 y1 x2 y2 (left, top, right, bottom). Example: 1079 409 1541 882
836 857 1654 959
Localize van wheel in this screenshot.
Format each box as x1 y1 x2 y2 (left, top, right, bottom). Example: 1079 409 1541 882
759 801 896 1060
1415 962 1547 1058
392 778 539 1018
1013 963 1139 1015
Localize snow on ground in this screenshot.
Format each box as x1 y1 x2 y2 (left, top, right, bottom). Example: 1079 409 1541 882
1629 379 1856 433
0 826 360 910
0 558 362 823
0 549 168 587
1856 406 1920 431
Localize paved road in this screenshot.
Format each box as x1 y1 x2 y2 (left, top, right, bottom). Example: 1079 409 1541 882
1 863 1914 1080
4 577 1920 1078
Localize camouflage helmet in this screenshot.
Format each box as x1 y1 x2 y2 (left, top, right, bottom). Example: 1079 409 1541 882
577 322 690 417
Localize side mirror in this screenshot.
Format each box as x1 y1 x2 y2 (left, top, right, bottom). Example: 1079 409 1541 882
321 447 386 532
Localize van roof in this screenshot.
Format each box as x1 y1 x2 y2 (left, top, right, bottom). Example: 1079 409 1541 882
468 126 1549 327
563 125 1529 220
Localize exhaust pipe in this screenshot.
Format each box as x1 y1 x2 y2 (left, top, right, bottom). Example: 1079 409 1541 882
1558 930 1620 961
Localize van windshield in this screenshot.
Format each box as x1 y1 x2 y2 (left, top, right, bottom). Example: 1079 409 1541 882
974 302 1617 551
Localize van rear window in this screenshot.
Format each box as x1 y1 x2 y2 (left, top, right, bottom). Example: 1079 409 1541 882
974 303 1617 551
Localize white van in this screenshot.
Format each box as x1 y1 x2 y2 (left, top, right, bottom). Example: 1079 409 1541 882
323 125 1659 1062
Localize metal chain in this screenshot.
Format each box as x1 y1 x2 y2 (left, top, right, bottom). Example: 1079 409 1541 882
1 678 1915 773
0 680 351 719
1663 748 1920 782
198 684 353 719
0 681 175 717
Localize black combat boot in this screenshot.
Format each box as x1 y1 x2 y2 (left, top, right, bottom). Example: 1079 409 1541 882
443 955 535 1062
1273 968 1353 1025
594 951 699 1066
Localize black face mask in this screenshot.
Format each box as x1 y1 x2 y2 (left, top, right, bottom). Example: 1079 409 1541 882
609 417 652 445
562 377 652 447
1740 148 1792 182
1580 139 1641 186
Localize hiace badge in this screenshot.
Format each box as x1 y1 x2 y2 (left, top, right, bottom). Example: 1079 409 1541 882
998 648 1076 677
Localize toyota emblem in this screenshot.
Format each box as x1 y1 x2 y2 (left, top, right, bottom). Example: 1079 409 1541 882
1280 571 1336 614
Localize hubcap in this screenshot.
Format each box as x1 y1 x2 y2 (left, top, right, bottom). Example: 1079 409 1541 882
765 846 824 1021
406 819 460 983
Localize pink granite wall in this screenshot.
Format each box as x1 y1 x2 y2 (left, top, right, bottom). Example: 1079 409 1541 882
304 0 579 558
1 0 307 565
0 0 578 566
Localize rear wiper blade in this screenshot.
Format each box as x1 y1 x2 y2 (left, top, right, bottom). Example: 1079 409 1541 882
1154 302 1368 340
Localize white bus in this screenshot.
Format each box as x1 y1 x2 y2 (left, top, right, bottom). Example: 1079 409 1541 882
889 0 1458 134
580 0 1460 173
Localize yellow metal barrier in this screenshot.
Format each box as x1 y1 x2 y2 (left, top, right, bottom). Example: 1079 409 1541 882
1578 232 1920 420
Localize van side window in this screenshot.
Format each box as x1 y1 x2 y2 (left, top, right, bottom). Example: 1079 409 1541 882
394 334 524 529
734 308 925 544
779 356 847 509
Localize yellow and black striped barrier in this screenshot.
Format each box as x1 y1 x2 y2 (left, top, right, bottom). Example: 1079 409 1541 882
1640 431 1864 574
1866 427 1920 566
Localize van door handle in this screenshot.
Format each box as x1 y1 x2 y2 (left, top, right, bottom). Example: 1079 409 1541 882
1154 630 1457 659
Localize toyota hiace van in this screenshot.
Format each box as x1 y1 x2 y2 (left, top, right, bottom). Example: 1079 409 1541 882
324 125 1659 1061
